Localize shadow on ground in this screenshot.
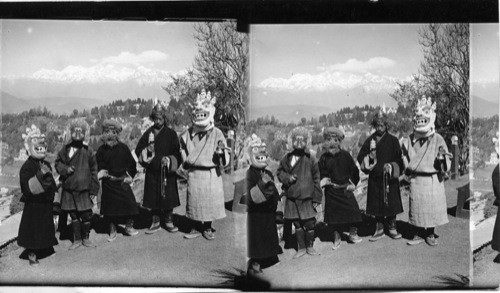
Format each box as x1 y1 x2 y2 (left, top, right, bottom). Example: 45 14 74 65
211 266 271 291
432 274 469 288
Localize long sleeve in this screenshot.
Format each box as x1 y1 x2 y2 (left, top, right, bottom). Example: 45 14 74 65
55 148 69 180
89 150 100 195
350 156 360 186
277 157 293 188
357 137 371 174
135 130 150 168
125 145 138 178
166 133 182 173
311 159 323 204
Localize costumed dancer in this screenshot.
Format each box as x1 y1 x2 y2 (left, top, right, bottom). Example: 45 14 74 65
96 119 140 241
318 127 362 250
277 127 322 259
357 112 404 241
55 119 100 250
491 132 500 255
179 89 229 240
245 134 281 274
401 96 451 246
135 99 182 234
17 125 58 265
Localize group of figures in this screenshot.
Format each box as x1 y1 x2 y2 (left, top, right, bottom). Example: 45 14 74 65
246 96 453 274
17 90 230 265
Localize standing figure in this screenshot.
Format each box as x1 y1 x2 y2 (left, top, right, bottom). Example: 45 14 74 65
318 127 362 249
179 89 229 240
491 133 500 255
55 119 100 250
357 112 404 242
277 127 322 259
245 134 281 274
401 96 451 246
135 100 182 234
96 119 140 241
17 125 58 265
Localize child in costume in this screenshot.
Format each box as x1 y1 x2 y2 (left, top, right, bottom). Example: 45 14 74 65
318 127 362 250
55 119 99 250
179 89 229 240
277 127 322 259
96 119 140 241
245 134 281 274
401 96 451 246
17 125 58 265
135 99 182 234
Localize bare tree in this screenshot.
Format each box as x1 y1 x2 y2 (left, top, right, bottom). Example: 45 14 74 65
391 23 470 173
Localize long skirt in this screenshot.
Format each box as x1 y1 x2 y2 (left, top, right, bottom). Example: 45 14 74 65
100 180 139 217
248 211 281 259
324 188 362 225
284 198 316 221
366 176 403 217
18 202 58 250
186 169 226 221
409 174 449 227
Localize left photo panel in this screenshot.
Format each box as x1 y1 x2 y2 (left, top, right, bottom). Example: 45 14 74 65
0 20 249 287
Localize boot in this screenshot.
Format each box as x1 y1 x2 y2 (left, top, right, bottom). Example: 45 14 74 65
293 228 307 259
247 260 263 275
81 221 96 247
305 229 318 255
369 221 385 242
28 251 39 266
407 227 425 246
146 215 161 234
348 226 362 244
387 218 402 239
69 220 83 250
332 230 341 250
425 228 438 246
283 221 293 249
164 211 179 233
125 219 139 236
108 222 117 242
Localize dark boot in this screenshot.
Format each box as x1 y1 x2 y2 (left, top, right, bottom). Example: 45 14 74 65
348 226 362 244
69 220 82 250
305 229 318 255
293 228 307 259
387 218 402 239
407 227 425 245
108 222 117 242
164 210 178 233
125 219 139 236
81 221 96 247
369 221 385 242
283 221 293 249
146 215 161 234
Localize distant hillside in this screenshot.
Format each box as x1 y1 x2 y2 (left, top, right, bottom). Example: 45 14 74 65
1 91 107 114
472 95 499 118
1 92 34 113
249 104 335 123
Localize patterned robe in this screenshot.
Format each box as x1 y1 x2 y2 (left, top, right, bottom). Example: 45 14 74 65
402 133 450 227
179 127 229 221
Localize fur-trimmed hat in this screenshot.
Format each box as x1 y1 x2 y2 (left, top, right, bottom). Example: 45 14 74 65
102 119 122 132
323 127 345 141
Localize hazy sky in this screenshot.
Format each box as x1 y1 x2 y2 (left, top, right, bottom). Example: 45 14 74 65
250 24 424 89
1 20 198 77
470 23 499 102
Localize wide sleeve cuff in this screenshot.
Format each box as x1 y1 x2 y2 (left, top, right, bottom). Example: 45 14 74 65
168 155 179 173
28 175 45 195
390 162 400 179
250 185 267 204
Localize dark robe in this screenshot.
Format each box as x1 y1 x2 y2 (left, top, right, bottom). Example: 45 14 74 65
319 149 362 224
357 132 404 217
96 142 139 216
55 142 99 211
17 157 58 250
277 151 323 220
135 125 182 210
246 166 281 259
491 164 500 251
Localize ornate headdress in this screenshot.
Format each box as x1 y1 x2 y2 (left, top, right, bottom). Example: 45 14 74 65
22 124 46 159
191 89 216 129
287 126 312 151
413 95 436 137
66 119 90 143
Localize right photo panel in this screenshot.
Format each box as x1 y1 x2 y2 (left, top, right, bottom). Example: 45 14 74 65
470 23 500 288
245 24 472 290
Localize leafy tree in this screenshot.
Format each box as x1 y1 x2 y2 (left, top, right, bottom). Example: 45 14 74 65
391 24 470 174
